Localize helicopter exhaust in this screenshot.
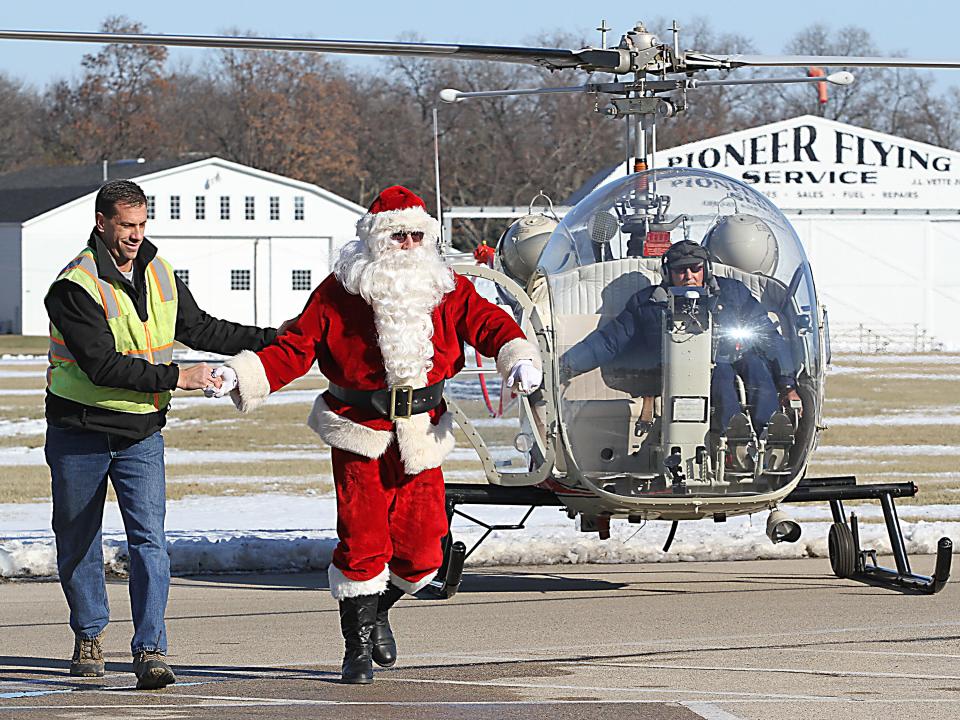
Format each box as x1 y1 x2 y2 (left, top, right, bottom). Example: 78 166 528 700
766 508 802 544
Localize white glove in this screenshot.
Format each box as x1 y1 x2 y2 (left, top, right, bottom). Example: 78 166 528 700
506 359 542 396
209 366 238 398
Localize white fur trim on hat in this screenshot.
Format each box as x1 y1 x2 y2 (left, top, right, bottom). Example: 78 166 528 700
356 206 440 246
395 410 457 475
225 350 271 413
389 569 438 595
307 393 394 459
328 563 389 600
495 337 542 380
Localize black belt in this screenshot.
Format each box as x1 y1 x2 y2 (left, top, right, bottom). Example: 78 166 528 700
327 380 445 420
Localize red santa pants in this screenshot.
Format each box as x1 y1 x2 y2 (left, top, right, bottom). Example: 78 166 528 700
330 444 449 586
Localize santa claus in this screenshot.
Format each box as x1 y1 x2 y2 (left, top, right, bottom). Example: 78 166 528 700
214 185 541 684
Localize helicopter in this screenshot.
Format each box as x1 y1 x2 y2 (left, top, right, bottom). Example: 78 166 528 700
0 19 952 595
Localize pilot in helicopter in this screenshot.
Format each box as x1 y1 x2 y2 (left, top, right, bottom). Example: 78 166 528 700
562 219 801 469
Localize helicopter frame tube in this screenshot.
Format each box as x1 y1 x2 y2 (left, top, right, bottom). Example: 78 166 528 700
447 264 557 487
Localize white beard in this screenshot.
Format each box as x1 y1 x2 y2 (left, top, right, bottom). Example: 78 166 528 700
335 240 456 387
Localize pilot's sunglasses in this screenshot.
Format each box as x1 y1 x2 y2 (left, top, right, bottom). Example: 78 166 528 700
391 231 425 242
673 263 704 274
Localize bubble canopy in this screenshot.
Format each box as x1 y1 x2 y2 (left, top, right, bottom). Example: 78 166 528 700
537 168 824 499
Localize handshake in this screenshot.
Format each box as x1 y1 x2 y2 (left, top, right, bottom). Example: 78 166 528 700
175 363 238 398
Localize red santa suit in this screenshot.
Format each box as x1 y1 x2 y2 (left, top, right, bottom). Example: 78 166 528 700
225 186 540 601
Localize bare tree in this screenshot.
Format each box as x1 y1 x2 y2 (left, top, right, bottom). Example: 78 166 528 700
43 16 172 163
12 13 960 232
0 73 43 171
192 46 361 197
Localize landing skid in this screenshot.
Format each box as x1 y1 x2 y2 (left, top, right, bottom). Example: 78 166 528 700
424 478 951 598
784 476 952 595
421 485 559 599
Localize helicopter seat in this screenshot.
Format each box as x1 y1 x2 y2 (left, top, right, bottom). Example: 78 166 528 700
551 259 662 474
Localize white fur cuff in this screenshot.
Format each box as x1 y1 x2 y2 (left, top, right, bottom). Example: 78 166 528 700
390 569 438 595
225 350 271 413
495 337 542 379
395 410 457 475
307 394 394 459
328 563 389 600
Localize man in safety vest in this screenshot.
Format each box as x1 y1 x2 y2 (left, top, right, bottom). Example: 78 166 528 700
44 179 278 689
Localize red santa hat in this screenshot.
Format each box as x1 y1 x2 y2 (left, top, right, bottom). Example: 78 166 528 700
356 185 441 249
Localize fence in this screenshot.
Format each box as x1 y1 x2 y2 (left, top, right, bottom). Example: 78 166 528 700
829 322 945 354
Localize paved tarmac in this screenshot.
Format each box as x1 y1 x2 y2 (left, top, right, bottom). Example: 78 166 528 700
1 557 958 720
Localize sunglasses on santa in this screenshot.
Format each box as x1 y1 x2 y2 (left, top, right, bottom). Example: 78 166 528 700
390 231 425 242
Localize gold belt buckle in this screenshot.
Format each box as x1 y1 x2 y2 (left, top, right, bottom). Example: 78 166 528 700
389 385 414 420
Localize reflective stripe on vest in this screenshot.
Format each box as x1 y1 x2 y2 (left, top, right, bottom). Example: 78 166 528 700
47 247 178 414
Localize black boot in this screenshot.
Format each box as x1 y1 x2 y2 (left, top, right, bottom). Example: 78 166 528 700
371 583 405 667
338 594 379 684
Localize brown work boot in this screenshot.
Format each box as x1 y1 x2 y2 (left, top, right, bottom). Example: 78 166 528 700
132 650 176 690
70 633 105 677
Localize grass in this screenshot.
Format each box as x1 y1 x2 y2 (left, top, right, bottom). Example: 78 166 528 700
0 336 48 355
1 350 959 511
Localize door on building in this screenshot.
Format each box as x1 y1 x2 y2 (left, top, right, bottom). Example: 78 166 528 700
152 237 258 327
267 237 332 327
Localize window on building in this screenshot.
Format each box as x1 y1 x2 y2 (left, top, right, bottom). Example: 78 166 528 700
220 196 231 220
146 196 156 220
291 269 312 291
195 196 205 220
245 196 255 220
294 196 305 221
269 196 280 221
230 269 251 291
170 195 180 220
174 269 190 287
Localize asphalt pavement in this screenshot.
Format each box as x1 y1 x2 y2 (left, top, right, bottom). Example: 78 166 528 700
2 557 959 720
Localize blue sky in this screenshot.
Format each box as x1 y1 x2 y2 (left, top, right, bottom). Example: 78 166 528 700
1 1 957 89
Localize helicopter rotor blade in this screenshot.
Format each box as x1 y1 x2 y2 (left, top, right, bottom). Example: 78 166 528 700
690 52 960 71
0 29 627 72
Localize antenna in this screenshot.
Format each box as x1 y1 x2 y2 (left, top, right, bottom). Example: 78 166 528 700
597 20 610 50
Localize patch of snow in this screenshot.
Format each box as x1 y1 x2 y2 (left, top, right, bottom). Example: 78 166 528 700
834 354 960 365
825 412 960 426
2 494 957 579
0 419 46 437
0 369 44 378
816 444 960 457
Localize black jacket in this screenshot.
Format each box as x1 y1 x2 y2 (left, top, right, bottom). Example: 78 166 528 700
45 231 278 439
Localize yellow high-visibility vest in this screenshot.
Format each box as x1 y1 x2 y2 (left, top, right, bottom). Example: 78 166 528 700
47 246 178 414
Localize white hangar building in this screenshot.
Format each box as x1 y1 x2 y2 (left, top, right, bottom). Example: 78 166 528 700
0 156 365 336
570 115 960 352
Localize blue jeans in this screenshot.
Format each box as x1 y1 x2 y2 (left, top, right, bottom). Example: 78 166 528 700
712 355 779 434
45 425 169 655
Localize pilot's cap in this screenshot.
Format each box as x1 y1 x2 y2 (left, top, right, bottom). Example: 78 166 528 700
663 240 710 271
